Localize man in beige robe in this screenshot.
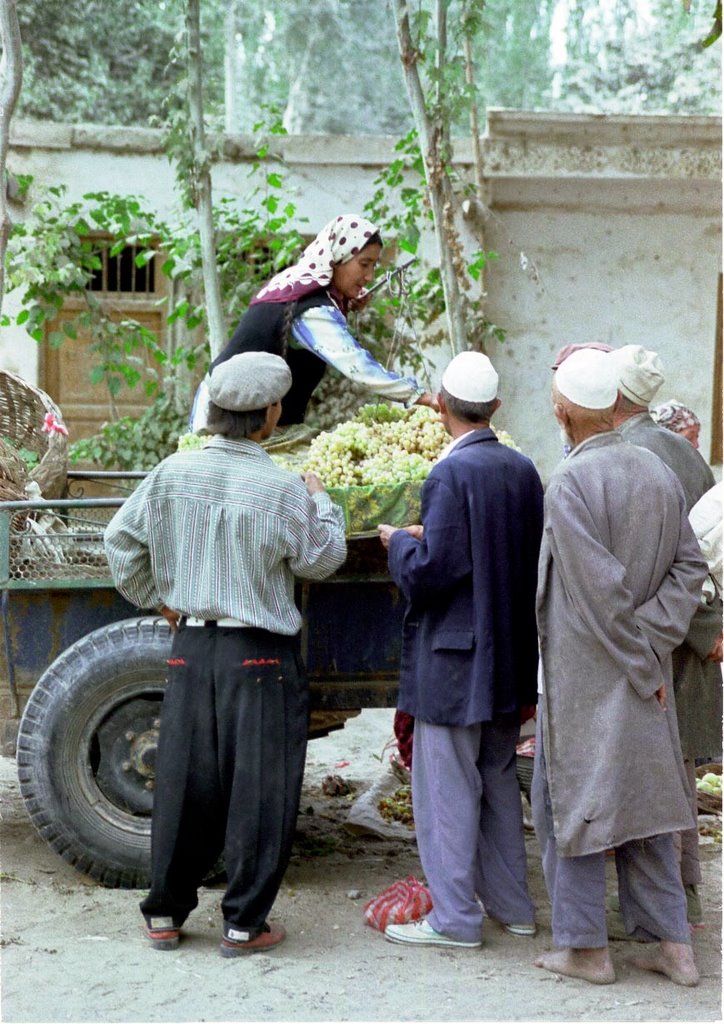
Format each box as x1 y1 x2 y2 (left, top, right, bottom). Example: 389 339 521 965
532 348 707 986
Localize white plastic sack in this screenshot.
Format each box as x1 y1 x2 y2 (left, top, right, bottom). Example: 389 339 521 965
345 766 416 841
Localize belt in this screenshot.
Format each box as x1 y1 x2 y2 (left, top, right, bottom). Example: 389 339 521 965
182 616 248 628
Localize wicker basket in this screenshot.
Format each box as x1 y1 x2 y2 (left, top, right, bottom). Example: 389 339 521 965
696 762 722 815
0 370 68 499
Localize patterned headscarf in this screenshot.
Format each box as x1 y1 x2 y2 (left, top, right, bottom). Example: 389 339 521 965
651 400 700 433
251 214 379 306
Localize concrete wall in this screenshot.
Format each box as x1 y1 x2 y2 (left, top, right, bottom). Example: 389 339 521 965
4 110 721 481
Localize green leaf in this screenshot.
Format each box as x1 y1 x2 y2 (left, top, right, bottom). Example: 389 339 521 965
266 172 283 189
16 309 29 325
135 249 156 268
62 321 78 339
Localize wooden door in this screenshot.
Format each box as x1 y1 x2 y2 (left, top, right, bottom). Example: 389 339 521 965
40 241 167 442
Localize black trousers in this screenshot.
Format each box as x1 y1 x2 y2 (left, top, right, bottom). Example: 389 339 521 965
139 624 309 935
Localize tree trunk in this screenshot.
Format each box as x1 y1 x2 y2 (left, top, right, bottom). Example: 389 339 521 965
223 1 238 134
0 0 22 316
185 0 226 359
282 24 321 133
393 0 468 355
462 23 488 321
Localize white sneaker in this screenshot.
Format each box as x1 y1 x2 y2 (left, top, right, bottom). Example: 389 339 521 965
384 919 482 948
503 922 537 937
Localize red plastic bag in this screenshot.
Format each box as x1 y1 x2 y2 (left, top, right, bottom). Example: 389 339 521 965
363 875 433 932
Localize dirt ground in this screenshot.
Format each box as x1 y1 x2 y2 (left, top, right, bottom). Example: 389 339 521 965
1 709 721 1024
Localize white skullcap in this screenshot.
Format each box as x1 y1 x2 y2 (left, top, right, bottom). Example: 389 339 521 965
207 352 292 412
554 349 619 410
610 344 665 406
442 351 499 403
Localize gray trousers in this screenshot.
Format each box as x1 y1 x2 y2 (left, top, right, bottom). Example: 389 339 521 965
412 716 535 943
531 713 690 948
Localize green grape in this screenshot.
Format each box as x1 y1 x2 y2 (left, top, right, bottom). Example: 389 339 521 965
177 432 208 452
281 406 523 489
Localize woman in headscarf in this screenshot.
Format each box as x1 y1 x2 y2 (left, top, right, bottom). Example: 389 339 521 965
651 400 702 449
191 214 434 429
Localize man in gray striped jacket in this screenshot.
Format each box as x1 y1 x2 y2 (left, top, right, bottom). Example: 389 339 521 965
105 352 346 957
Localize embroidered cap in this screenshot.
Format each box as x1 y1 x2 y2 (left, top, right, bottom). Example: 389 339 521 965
610 344 665 406
554 349 619 409
441 351 499 403
207 352 292 412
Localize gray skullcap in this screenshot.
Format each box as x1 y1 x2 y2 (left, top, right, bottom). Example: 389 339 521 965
554 349 619 409
207 352 292 412
442 351 498 402
610 344 665 406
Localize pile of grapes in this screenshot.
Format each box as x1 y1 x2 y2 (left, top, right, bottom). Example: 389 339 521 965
696 771 722 798
300 403 521 488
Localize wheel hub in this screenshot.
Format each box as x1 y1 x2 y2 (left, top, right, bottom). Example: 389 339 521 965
94 696 163 815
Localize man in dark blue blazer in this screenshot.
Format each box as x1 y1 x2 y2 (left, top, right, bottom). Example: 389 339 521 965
379 351 544 949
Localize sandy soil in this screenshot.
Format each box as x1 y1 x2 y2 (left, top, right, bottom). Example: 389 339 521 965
1 709 721 1024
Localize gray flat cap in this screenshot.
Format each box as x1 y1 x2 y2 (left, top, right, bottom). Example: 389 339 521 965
207 352 292 412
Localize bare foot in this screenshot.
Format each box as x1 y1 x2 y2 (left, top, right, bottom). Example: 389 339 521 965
628 941 699 987
534 947 615 985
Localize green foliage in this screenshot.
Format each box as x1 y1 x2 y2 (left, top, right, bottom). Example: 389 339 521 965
701 1 722 46
7 114 308 468
3 187 170 397
68 393 189 470
214 116 308 324
11 0 720 132
553 0 720 114
0 436 40 471
15 0 204 127
363 131 505 362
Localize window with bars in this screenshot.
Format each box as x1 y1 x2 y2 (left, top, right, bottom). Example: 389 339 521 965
89 243 157 296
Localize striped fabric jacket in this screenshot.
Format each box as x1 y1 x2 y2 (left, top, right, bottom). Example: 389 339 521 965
104 436 347 635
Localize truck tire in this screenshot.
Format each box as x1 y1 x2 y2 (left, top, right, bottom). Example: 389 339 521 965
17 617 173 889
16 616 359 889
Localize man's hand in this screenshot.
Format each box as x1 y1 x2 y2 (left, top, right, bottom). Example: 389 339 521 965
403 524 424 540
655 682 667 710
378 523 399 549
159 604 180 633
706 633 723 663
301 471 325 495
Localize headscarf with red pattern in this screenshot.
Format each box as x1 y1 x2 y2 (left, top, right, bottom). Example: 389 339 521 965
250 213 379 311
